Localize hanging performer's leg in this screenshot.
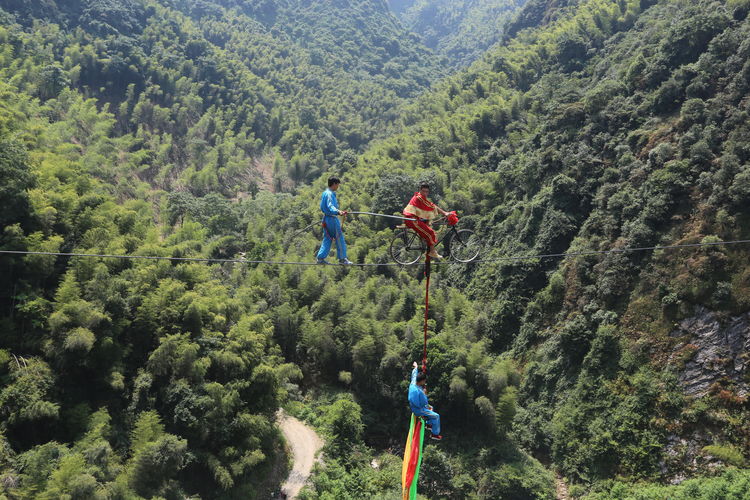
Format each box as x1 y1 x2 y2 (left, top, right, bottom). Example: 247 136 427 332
422 410 440 436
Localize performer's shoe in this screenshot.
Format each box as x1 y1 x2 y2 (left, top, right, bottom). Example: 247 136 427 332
430 434 442 441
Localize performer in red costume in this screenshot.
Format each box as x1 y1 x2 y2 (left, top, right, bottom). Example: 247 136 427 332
403 183 449 259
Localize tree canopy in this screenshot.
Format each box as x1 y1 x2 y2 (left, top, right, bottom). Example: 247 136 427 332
1 0 749 498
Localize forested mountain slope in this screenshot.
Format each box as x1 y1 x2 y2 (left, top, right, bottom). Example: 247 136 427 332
0 0 442 196
270 0 750 496
2 0 750 498
0 1 443 498
0 88 289 499
394 0 527 68
387 0 418 15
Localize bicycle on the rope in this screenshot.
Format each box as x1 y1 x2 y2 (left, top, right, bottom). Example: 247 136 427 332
389 216 480 265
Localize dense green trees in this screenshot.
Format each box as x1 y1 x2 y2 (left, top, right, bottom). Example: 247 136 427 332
0 0 443 199
287 0 750 495
584 467 750 499
0 136 33 230
395 0 525 68
0 67 289 496
1 0 750 498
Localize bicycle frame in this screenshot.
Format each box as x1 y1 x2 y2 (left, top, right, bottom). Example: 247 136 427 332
433 224 460 247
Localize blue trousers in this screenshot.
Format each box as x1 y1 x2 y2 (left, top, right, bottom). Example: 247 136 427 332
420 410 440 436
317 216 347 260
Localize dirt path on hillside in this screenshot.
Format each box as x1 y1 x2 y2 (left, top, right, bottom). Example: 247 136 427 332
277 410 324 499
555 473 570 500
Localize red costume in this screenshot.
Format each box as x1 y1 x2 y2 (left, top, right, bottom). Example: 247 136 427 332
403 192 438 246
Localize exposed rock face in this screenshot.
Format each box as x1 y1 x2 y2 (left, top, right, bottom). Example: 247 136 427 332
660 431 725 484
669 307 750 397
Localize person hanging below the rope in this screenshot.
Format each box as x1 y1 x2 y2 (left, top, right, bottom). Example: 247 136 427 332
316 177 353 265
403 183 449 260
409 362 442 440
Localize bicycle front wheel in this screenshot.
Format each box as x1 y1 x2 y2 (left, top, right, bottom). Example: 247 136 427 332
390 230 426 265
449 229 480 262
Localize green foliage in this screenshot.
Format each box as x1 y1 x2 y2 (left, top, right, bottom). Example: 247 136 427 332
130 411 165 455
477 460 555 500
0 135 33 229
0 57 291 495
583 467 750 500
475 395 497 431
39 453 97 500
703 444 747 467
0 0 445 199
338 371 353 385
0 357 59 428
322 397 364 459
495 386 518 436
1 0 750 498
397 0 524 69
129 434 188 497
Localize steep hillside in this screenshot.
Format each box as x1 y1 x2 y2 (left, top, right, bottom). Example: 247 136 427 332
387 0 418 15
394 0 526 68
264 0 750 496
0 1 443 498
0 85 289 498
0 0 442 196
1 0 750 498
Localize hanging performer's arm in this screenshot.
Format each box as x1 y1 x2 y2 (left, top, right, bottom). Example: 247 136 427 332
408 386 421 415
411 361 418 385
409 388 430 416
419 389 431 414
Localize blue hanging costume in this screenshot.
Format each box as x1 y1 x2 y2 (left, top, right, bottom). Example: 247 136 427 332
316 188 348 262
409 367 440 436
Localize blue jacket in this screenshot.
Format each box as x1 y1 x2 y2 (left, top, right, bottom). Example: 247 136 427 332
320 188 340 216
408 367 430 416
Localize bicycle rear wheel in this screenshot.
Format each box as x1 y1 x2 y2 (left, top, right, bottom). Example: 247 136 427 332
449 229 480 262
390 230 426 265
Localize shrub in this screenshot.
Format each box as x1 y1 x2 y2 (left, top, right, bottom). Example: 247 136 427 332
496 387 517 436
478 461 554 500
338 371 352 385
702 444 746 467
322 397 364 459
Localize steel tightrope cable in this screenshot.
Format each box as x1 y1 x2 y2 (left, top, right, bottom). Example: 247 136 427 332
468 238 750 264
0 249 405 267
1 238 749 267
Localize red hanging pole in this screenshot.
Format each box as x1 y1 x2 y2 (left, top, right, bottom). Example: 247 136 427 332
422 255 431 373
